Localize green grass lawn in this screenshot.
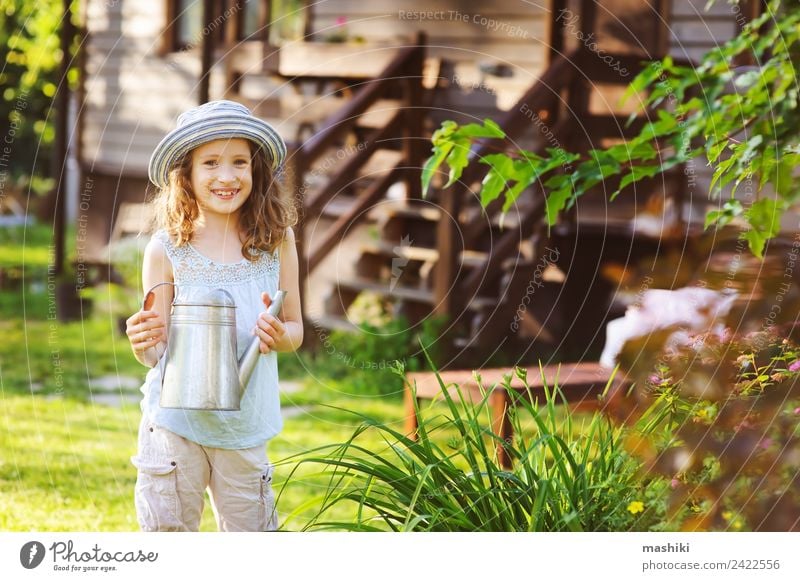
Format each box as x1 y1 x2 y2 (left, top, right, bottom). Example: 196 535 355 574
0 223 409 531
0 388 404 531
1 223 632 532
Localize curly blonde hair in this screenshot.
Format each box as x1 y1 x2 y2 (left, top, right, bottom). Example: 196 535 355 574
148 141 297 259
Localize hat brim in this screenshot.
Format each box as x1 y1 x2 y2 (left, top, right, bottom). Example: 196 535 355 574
148 114 287 188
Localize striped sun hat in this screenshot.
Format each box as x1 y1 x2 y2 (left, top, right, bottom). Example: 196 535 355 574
148 100 287 188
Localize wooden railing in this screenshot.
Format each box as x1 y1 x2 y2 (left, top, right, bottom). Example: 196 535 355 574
294 32 427 285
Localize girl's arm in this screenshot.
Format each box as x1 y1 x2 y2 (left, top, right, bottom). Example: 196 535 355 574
256 227 303 353
125 237 174 367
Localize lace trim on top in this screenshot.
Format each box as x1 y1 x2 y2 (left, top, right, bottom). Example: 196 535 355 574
153 230 279 285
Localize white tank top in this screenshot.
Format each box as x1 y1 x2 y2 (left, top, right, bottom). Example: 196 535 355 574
139 229 283 449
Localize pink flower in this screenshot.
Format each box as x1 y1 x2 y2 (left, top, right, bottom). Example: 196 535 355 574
670 478 680 489
759 438 773 450
788 360 800 372
335 16 347 26
793 407 800 415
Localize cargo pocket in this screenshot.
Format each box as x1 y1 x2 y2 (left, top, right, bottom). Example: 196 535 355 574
131 456 184 532
258 464 278 531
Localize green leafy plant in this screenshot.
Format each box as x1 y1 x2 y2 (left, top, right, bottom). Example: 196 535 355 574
284 358 671 531
0 0 78 183
422 0 800 257
309 308 447 397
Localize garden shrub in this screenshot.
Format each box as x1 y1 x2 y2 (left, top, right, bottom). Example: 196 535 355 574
288 361 669 531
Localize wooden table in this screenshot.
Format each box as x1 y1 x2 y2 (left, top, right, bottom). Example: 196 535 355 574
404 362 628 468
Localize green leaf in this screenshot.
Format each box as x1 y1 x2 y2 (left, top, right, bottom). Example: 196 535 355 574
444 137 471 188
638 109 679 141
611 165 660 200
421 142 454 198
622 61 665 105
742 197 782 258
452 118 506 140
733 70 761 89
480 165 509 206
704 199 743 230
706 140 729 164
709 155 738 195
430 120 458 145
503 160 537 212
545 187 572 226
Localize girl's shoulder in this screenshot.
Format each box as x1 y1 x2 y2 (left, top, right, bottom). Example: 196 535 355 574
150 229 176 251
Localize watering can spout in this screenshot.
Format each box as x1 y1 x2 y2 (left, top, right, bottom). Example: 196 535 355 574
238 290 286 395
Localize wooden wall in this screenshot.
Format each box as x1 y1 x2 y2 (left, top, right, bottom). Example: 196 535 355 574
82 0 206 178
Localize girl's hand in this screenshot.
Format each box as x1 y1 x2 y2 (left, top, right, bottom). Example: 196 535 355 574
126 310 167 355
255 292 286 354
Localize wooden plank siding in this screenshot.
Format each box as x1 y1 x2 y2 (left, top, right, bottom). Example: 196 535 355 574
82 0 210 176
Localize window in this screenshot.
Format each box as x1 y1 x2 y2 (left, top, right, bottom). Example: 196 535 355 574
239 0 263 40
165 1 307 52
266 0 306 45
166 0 227 52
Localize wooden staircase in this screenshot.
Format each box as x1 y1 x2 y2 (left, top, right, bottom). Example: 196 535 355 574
289 36 695 366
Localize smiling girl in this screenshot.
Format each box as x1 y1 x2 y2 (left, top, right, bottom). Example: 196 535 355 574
124 100 302 532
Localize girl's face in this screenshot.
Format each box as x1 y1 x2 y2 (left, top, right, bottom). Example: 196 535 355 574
190 138 253 221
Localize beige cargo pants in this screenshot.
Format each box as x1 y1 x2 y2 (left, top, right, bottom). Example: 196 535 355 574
131 417 278 532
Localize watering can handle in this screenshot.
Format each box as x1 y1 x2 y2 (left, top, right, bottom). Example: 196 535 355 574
238 290 287 391
141 281 176 380
142 281 177 310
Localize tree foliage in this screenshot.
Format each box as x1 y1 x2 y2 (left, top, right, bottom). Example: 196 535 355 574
0 0 77 186
422 0 799 258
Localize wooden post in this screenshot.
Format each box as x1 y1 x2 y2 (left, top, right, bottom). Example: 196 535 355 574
653 0 671 58
199 0 214 104
734 0 764 66
569 0 596 118
490 389 513 469
549 0 567 63
432 185 462 319
404 32 426 201
222 0 242 98
404 380 420 440
53 0 76 275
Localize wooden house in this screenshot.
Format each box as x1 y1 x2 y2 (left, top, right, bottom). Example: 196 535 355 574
69 0 762 365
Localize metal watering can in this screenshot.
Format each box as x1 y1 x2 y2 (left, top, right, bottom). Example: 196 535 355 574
143 283 286 410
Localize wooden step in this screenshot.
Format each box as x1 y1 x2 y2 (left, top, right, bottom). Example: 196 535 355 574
304 149 405 221
338 277 435 303
357 99 404 129
246 95 403 144
381 203 528 251
355 240 499 290
382 206 441 248
359 242 489 267
307 148 404 183
306 149 406 219
323 276 436 324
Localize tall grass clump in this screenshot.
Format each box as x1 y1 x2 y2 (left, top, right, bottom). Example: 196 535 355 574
282 358 667 531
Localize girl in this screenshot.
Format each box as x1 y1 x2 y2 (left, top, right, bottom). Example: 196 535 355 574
125 100 303 532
